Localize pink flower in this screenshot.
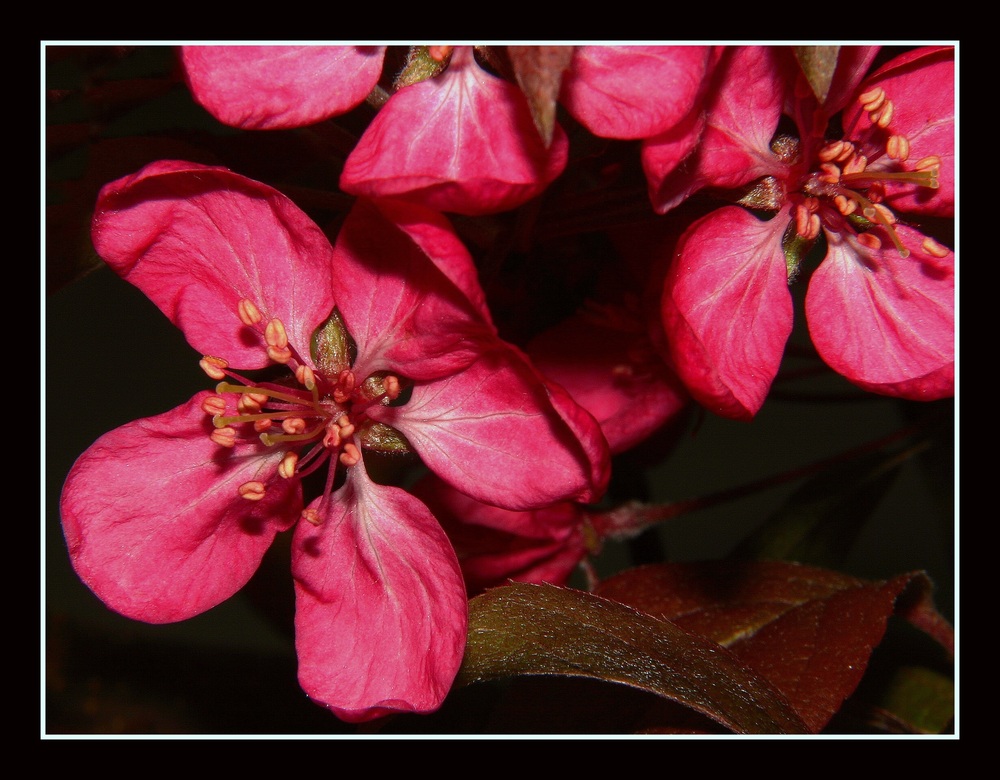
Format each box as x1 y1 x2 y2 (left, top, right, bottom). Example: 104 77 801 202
59 160 609 721
645 46 954 419
181 45 568 216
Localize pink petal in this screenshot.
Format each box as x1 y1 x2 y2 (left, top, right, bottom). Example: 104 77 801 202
412 475 587 594
60 392 300 624
661 206 794 420
292 467 467 722
528 311 689 454
373 346 607 509
181 45 385 130
806 225 954 400
643 46 790 215
330 198 496 381
845 46 954 216
92 161 338 368
560 45 719 139
340 46 568 216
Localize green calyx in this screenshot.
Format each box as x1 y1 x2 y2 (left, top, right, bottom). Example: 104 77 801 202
310 308 356 379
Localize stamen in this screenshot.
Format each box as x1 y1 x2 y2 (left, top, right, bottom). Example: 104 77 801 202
238 299 263 326
834 195 857 216
869 99 894 128
238 481 267 501
921 237 951 258
333 370 356 404
818 162 841 184
818 140 854 163
302 508 322 526
428 45 453 62
201 395 227 416
200 356 229 381
237 395 262 415
210 427 238 448
339 442 361 467
886 134 910 162
295 364 317 392
382 375 401 401
278 452 299 479
858 86 886 113
281 417 308 435
265 318 292 364
843 153 868 176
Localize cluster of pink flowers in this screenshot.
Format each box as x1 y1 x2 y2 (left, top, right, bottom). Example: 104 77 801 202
60 44 954 722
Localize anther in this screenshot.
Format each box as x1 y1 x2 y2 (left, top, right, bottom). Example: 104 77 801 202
265 318 288 350
858 86 885 113
302 508 322 526
818 140 854 163
238 481 267 501
921 236 951 258
382 375 401 401
200 356 229 380
428 45 453 62
210 427 238 448
333 369 356 404
834 195 857 216
201 395 227 416
238 299 263 326
870 99 894 128
295 364 317 392
818 162 841 184
843 153 868 176
282 418 307 435
278 452 299 479
339 442 362 467
238 396 262 415
886 134 910 161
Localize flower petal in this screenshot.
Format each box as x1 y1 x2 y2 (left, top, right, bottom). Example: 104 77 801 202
806 225 954 400
845 46 954 216
330 198 496 381
292 467 466 722
60 392 300 624
373 346 608 509
92 161 338 368
661 206 794 420
340 46 568 216
560 45 719 139
643 46 790 215
181 45 385 130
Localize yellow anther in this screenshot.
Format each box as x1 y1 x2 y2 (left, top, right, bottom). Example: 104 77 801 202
282 417 307 435
872 203 896 225
921 236 951 258
238 395 262 415
886 134 910 161
254 419 274 433
265 318 288 349
858 86 885 112
238 299 263 326
267 345 293 364
278 452 299 479
843 153 868 176
915 155 941 172
210 427 238 448
302 508 322 525
870 99 894 128
238 481 267 501
339 442 362 467
818 162 841 184
834 195 857 216
295 364 317 391
201 395 227 416
199 356 229 380
818 140 854 163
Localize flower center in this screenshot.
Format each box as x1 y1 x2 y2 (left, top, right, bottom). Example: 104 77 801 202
797 85 942 258
198 300 409 524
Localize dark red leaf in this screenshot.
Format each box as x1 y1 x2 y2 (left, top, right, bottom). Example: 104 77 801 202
596 561 952 732
458 581 808 734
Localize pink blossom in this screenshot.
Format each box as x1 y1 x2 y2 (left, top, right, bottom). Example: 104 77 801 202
59 161 609 721
181 45 386 130
645 46 954 419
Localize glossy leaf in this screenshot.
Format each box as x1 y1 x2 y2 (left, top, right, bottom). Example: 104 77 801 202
457 582 809 734
596 562 951 732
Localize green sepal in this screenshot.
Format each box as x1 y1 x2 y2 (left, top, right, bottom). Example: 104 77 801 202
310 308 356 378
